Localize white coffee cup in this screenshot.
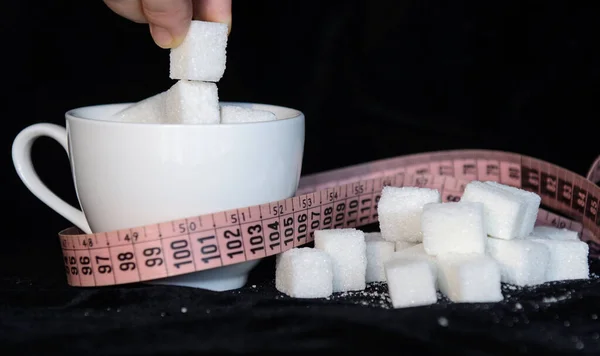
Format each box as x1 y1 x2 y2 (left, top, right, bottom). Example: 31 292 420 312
12 102 305 291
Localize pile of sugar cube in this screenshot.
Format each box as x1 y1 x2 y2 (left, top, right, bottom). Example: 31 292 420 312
275 181 590 308
112 21 277 125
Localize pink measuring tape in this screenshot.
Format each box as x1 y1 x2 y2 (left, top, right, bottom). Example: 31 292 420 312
57 149 600 287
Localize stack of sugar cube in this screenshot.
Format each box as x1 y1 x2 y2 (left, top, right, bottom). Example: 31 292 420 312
275 228 369 298
112 20 277 125
377 185 504 307
274 181 589 310
460 181 589 285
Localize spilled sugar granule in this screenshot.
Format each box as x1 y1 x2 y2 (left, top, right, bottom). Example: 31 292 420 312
541 293 572 303
319 282 391 308
326 283 392 309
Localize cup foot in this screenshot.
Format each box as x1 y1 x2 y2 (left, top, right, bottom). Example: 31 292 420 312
146 260 260 291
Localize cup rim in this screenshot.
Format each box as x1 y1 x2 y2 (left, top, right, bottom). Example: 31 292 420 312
65 101 304 127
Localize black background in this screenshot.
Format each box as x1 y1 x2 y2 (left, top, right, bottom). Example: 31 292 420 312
2 1 600 354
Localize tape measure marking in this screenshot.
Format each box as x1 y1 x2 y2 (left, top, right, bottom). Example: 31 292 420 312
58 149 600 287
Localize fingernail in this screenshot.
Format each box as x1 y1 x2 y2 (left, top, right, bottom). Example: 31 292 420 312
149 24 173 48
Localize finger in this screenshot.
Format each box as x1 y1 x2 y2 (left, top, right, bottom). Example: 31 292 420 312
103 0 147 23
141 0 194 48
193 0 232 34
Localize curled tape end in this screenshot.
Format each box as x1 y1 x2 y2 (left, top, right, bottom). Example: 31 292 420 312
587 155 600 185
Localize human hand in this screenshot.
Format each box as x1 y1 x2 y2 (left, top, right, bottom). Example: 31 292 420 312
103 0 232 48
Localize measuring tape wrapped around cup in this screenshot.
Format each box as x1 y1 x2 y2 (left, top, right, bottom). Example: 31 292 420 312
58 149 600 287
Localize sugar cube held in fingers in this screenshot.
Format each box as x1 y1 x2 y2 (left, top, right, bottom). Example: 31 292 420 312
170 20 228 82
377 186 441 242
314 228 367 292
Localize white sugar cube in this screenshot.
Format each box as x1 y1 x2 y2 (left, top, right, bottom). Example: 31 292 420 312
275 247 333 298
436 253 503 303
421 201 487 256
221 105 277 124
377 186 441 242
391 243 439 289
164 80 220 124
529 238 589 281
314 228 367 292
364 232 395 282
486 237 550 286
113 92 166 124
484 181 541 237
395 240 418 251
384 258 438 308
365 232 383 240
170 20 228 82
460 181 528 240
532 225 580 241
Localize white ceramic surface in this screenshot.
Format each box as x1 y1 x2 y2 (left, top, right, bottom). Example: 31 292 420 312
12 102 305 291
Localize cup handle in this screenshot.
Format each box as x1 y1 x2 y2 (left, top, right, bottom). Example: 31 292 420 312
12 123 92 234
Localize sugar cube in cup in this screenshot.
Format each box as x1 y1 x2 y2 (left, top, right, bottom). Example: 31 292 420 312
484 181 541 238
377 186 441 242
220 105 277 124
314 228 367 292
363 232 395 283
529 237 589 281
164 80 220 124
384 257 438 308
460 181 529 240
113 92 166 124
421 201 487 256
275 247 334 298
170 20 228 82
486 237 550 286
436 253 503 303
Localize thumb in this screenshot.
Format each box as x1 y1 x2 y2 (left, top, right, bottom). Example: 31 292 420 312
141 0 193 48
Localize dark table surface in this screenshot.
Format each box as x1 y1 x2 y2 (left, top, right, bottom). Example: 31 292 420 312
2 221 600 355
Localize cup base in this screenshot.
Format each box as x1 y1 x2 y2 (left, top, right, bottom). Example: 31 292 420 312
145 259 261 291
